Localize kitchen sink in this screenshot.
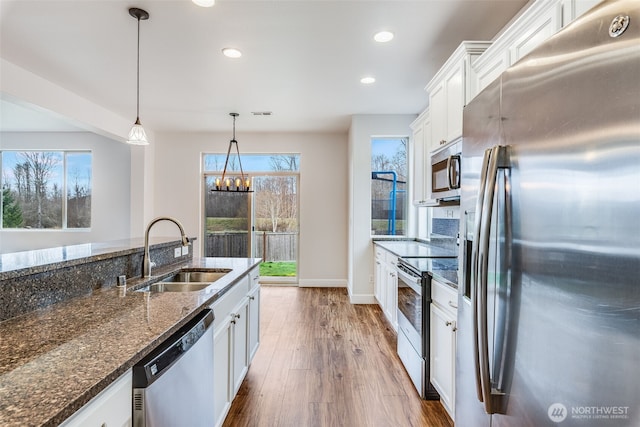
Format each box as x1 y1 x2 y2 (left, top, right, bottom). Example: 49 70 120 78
142 282 213 292
162 269 231 283
135 268 232 293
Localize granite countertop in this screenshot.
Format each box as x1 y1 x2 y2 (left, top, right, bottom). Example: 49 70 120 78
0 256 261 427
0 237 191 280
374 239 458 258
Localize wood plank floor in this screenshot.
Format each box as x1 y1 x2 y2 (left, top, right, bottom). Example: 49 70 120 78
223 287 453 427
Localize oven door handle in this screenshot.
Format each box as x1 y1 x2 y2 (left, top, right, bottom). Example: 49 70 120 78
396 267 422 295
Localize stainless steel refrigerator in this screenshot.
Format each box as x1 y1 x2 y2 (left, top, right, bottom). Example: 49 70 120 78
456 1 640 426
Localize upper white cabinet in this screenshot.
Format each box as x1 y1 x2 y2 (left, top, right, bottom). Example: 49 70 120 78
426 41 491 148
410 109 431 205
472 0 603 97
561 0 603 26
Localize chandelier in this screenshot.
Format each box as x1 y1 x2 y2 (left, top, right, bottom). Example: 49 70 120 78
212 113 253 192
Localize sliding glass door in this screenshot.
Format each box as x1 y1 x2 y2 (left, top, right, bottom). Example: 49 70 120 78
252 174 298 283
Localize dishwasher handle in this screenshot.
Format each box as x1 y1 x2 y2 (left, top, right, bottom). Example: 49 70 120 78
133 309 214 388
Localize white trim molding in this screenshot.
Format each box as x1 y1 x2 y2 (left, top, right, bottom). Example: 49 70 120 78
298 279 347 288
347 288 377 305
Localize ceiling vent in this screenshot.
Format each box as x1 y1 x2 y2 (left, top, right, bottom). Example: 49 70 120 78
251 111 272 116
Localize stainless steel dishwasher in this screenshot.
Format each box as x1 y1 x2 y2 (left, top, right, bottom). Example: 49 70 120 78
133 309 215 427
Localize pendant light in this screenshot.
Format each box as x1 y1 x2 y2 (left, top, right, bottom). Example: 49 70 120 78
127 8 150 145
212 113 253 192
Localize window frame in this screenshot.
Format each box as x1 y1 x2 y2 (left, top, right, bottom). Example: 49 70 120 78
370 136 408 237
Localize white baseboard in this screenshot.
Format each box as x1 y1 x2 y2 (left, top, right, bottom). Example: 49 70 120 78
347 289 377 305
298 279 347 288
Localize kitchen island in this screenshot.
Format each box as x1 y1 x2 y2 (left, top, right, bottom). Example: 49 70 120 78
0 251 260 427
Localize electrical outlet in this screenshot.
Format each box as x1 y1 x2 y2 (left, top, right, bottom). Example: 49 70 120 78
447 209 454 218
182 245 189 256
174 247 181 258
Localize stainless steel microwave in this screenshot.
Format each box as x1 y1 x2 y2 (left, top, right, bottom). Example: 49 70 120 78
430 139 461 201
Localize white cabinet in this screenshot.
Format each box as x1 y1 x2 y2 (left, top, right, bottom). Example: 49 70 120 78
429 81 447 149
509 1 562 64
561 0 602 25
248 278 261 362
373 244 398 331
213 315 232 427
231 297 250 395
210 266 260 427
430 279 458 419
411 109 433 205
384 263 398 330
60 369 132 427
374 247 385 306
426 41 491 148
473 0 602 97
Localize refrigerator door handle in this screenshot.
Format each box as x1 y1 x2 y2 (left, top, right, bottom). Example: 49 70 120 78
478 145 508 414
471 147 492 403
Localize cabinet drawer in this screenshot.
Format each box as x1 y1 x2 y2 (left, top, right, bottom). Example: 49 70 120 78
431 279 458 314
210 276 249 330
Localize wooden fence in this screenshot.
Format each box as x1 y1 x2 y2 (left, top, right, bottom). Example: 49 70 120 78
205 231 297 261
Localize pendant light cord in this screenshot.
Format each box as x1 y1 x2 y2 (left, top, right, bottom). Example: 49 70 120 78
136 16 141 122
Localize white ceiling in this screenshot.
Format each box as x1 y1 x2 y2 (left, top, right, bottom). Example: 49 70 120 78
0 0 528 134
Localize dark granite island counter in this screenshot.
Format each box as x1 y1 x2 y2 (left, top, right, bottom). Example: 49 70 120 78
0 252 261 427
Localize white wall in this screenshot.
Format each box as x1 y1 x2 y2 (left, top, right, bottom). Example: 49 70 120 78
348 114 416 303
151 131 349 287
0 132 131 253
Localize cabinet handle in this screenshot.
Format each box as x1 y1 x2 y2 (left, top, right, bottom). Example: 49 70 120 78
235 314 241 319
249 296 255 300
448 300 458 309
440 139 447 146
446 320 457 331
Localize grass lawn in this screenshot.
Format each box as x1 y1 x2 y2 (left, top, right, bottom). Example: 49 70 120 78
260 261 297 277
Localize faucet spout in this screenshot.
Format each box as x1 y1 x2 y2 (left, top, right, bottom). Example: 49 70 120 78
143 216 190 278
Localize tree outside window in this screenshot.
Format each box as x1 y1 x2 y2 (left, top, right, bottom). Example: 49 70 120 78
1 151 92 229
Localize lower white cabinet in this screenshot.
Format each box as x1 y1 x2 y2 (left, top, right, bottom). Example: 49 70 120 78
430 279 458 419
210 266 260 427
213 316 232 427
247 283 261 362
231 297 249 395
60 369 132 427
373 244 398 331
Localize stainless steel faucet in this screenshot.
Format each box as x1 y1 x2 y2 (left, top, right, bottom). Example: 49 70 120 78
143 216 190 277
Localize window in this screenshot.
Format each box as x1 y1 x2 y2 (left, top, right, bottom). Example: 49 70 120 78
1 151 92 229
371 137 407 236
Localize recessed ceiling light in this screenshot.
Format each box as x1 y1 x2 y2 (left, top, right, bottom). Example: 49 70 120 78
222 48 242 58
360 76 376 85
374 31 394 43
192 0 215 7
